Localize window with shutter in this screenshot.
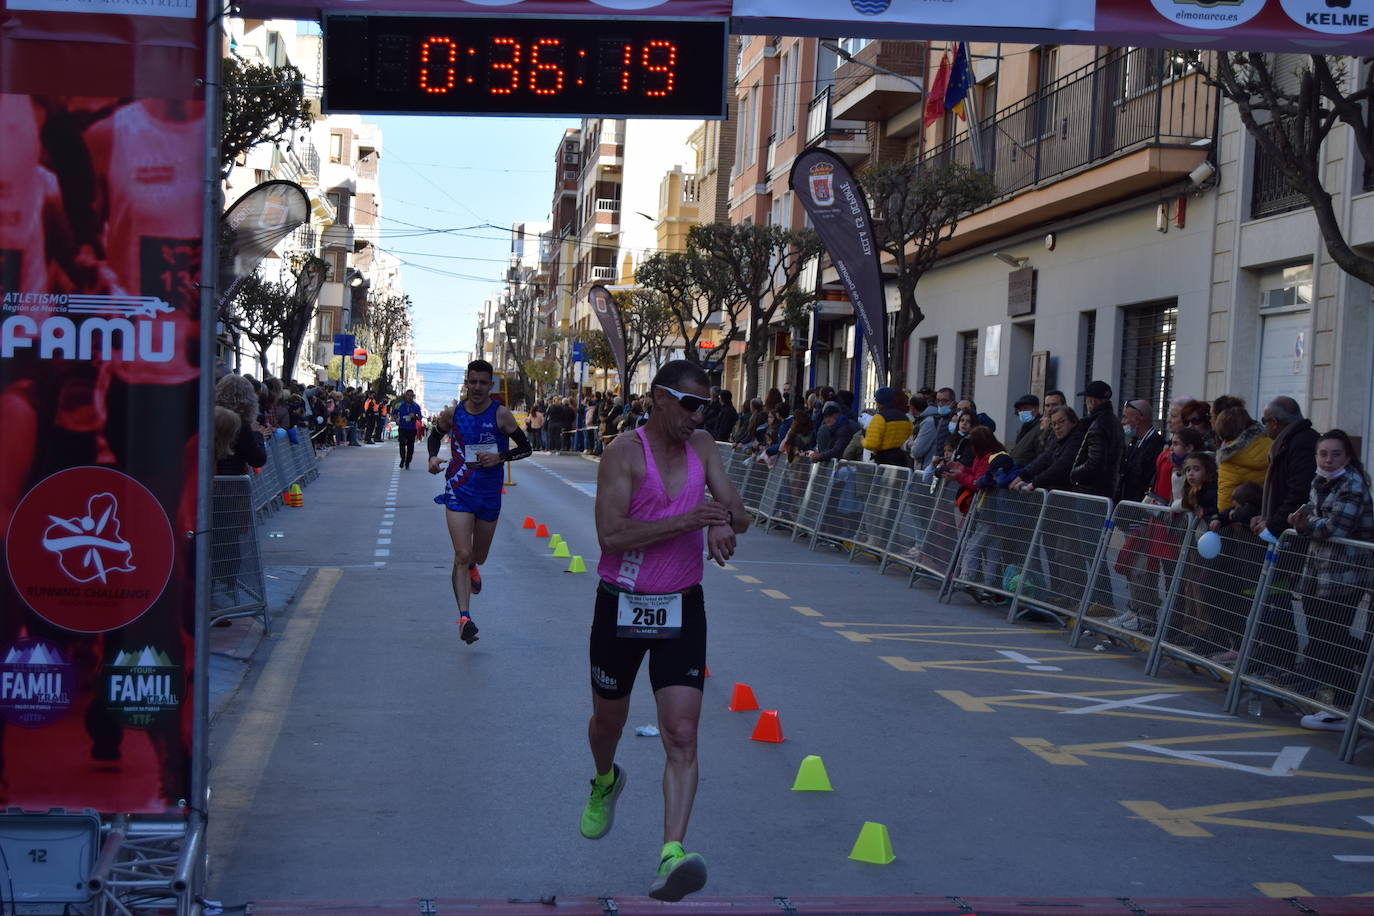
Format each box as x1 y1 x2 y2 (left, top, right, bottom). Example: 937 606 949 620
921 337 937 392
959 331 978 401
1118 300 1177 429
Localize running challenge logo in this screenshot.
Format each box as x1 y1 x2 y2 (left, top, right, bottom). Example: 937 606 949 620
6 467 175 633
1150 0 1265 28
0 293 179 362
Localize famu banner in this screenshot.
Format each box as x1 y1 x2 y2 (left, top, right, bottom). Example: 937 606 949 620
588 284 627 385
789 148 886 384
0 0 207 814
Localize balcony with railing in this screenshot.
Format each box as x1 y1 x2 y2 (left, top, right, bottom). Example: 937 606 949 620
591 265 617 281
805 86 870 165
924 47 1217 249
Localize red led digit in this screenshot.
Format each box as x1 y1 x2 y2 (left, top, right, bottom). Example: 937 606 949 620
642 40 676 96
419 37 457 95
529 38 564 95
621 43 633 92
490 38 521 95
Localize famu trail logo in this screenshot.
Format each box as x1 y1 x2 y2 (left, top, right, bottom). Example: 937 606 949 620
0 293 178 361
104 645 180 727
7 466 175 633
0 638 74 728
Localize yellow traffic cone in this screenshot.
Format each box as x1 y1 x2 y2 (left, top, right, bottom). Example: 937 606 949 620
848 822 894 864
792 755 832 791
566 555 587 574
552 540 571 558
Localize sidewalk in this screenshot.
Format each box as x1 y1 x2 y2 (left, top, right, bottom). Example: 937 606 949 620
206 565 310 724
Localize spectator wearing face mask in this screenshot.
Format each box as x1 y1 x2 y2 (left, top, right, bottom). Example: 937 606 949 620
928 387 958 459
1117 398 1164 504
1008 394 1042 465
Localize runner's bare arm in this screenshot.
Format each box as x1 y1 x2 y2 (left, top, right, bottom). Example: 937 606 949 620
595 434 729 555
692 430 748 534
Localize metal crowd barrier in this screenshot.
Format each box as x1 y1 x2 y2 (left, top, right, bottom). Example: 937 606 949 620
712 444 1374 762
249 427 320 515
1223 530 1374 763
210 476 270 633
851 465 910 564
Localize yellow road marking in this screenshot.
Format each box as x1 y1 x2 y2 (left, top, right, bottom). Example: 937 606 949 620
937 690 996 712
760 588 790 599
838 631 871 643
209 567 342 868
791 606 823 617
735 574 761 584
1013 737 1088 766
1123 789 1374 840
1254 883 1312 898
717 563 738 571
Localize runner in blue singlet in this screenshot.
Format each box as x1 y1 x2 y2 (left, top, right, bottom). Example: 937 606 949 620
427 359 531 644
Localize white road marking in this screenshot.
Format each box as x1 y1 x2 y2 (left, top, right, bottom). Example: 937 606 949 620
1014 689 1232 719
1122 744 1311 777
379 528 392 535
377 538 391 545
375 548 390 557
997 650 1063 672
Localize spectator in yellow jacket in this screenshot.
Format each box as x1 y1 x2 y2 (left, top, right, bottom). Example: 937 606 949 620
862 387 913 467
1213 404 1271 515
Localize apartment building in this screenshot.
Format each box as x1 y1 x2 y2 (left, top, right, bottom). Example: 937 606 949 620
804 40 1217 432
542 128 582 330
222 19 334 380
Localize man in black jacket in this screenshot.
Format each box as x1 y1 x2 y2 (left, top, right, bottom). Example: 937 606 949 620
1250 397 1320 678
1116 398 1164 504
709 390 739 443
1070 380 1126 500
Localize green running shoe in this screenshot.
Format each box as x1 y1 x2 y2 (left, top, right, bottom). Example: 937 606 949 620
579 763 625 839
647 850 707 902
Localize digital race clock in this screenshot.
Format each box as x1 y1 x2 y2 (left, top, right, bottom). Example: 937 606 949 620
323 15 728 118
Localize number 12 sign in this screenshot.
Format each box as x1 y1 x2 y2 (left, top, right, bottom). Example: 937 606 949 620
325 15 728 118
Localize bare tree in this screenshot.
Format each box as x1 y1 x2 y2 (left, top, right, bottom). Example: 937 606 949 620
635 247 744 376
861 159 998 388
227 273 292 375
1204 52 1374 287
611 287 675 390
689 222 822 400
499 275 542 402
356 292 412 395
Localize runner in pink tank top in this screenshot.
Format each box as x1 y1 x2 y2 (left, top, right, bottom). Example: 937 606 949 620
597 426 706 593
581 361 748 902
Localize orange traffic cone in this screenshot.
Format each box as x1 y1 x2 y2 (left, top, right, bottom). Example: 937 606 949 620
728 683 759 712
704 664 711 678
502 487 507 494
750 710 784 743
535 523 550 537
522 517 536 529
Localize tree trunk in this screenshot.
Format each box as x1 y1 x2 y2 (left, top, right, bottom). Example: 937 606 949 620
889 288 925 389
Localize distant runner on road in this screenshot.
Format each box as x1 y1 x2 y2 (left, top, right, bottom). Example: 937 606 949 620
581 359 749 902
427 359 531 645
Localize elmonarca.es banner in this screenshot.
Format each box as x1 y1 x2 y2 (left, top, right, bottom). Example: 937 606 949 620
0 0 207 814
790 148 887 384
588 284 628 385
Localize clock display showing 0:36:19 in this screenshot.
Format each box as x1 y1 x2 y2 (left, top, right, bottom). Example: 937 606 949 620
418 34 681 99
323 16 728 118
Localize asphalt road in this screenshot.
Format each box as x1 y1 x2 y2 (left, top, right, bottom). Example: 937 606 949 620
205 442 1374 905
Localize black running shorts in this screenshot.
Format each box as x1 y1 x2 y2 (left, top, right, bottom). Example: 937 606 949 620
589 582 707 700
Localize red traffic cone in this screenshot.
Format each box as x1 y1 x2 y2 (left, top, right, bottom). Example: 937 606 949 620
535 523 550 537
750 710 784 743
704 664 711 678
728 683 759 712
522 517 536 529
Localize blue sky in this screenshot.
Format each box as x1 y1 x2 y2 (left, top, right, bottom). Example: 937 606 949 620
369 115 576 386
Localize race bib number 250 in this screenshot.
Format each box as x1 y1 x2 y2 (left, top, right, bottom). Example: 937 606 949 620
616 592 682 639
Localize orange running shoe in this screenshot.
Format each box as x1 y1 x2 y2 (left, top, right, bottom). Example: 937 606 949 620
468 563 483 594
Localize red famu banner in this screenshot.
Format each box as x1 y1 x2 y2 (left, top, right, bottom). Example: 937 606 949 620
0 0 207 814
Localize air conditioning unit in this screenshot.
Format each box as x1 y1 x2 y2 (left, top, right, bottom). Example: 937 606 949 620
1260 286 1309 310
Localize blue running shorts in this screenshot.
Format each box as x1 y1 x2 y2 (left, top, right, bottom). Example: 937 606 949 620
434 489 501 522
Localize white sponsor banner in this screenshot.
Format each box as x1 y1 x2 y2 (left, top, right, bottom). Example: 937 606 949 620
731 0 1094 28
4 0 196 16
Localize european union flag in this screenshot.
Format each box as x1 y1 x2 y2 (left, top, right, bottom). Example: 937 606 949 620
944 41 973 121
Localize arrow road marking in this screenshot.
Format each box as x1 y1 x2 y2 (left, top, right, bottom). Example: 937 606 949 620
997 650 1062 672
1015 689 1232 718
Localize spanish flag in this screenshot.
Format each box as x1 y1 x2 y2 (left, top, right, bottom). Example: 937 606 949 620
922 52 950 128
